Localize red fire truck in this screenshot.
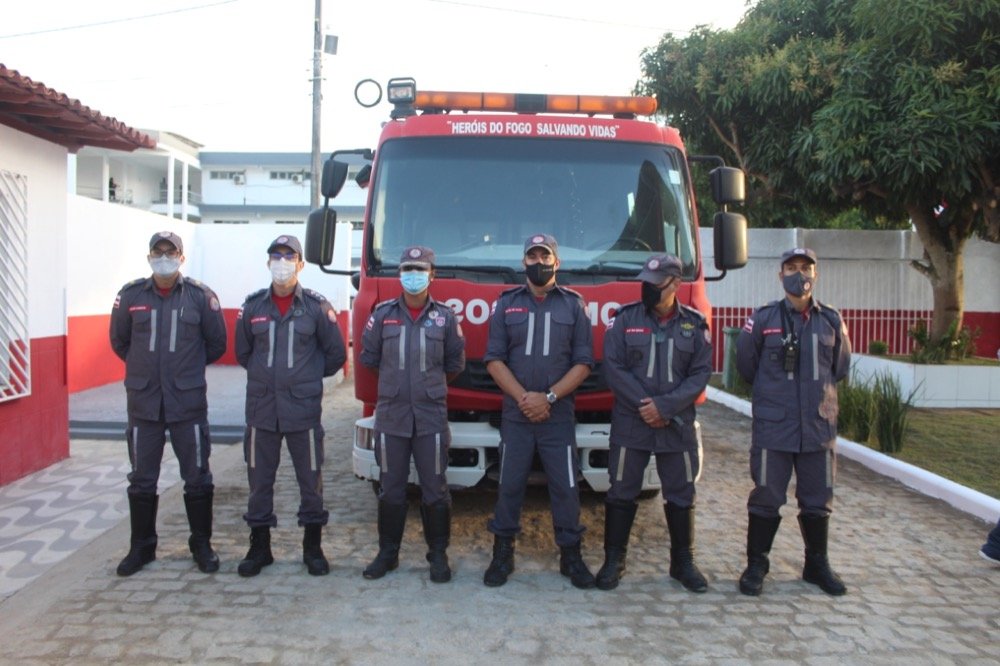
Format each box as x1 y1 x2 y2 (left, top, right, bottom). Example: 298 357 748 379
306 77 747 494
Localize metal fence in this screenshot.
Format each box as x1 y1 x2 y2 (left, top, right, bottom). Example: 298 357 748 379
0 169 31 402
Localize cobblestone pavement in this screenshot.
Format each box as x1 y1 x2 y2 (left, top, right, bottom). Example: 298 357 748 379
1 377 998 665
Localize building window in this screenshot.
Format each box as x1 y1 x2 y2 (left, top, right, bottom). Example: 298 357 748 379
269 171 310 183
0 169 31 402
275 220 304 225
209 171 246 182
213 220 249 224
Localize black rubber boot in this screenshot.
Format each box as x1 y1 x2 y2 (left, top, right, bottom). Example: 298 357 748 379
483 535 515 587
363 502 407 580
665 503 708 593
116 493 158 577
559 542 597 589
596 501 638 591
302 524 330 576
184 492 219 573
238 526 274 577
739 513 781 596
799 514 847 596
421 502 452 583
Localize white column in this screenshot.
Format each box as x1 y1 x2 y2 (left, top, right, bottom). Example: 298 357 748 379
167 155 175 220
181 163 189 222
101 157 110 202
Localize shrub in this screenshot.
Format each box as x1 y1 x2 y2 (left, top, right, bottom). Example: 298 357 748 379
867 339 889 356
871 371 917 453
838 379 874 443
908 320 981 363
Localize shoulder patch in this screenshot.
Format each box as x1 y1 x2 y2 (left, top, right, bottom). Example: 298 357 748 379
498 285 527 298
374 299 397 310
557 285 586 302
678 303 706 322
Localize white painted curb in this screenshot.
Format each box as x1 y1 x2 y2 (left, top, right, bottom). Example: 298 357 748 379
706 386 1000 523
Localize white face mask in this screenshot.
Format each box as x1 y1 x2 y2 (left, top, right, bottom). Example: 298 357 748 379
149 256 181 277
270 259 298 284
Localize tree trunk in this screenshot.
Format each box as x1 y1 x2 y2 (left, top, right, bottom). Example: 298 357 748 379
907 205 966 344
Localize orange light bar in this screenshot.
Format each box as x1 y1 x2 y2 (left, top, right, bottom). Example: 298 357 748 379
415 91 657 116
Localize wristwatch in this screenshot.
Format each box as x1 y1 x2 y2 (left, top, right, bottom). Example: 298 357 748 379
545 390 558 404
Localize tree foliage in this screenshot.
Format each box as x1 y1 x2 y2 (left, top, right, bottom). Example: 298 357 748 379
639 0 1000 341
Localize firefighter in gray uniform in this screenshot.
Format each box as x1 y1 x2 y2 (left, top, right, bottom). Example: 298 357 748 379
483 233 596 589
736 247 851 596
109 231 227 576
596 254 712 592
234 234 346 577
359 246 466 583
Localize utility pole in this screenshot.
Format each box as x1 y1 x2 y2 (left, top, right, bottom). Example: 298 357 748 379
310 0 322 210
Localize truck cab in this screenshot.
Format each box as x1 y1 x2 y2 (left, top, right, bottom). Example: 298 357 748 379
306 78 747 494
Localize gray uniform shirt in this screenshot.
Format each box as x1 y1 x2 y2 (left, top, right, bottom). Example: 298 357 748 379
235 284 346 432
359 295 466 438
484 285 594 424
110 275 227 422
603 300 712 452
736 297 851 452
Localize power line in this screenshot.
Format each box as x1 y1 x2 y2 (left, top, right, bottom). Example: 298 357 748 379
0 0 242 39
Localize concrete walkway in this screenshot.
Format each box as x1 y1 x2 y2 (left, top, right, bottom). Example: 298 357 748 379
0 369 998 664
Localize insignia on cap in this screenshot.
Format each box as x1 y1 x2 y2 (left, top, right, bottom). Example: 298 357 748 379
409 248 422 258
647 258 660 269
158 231 172 238
278 236 288 243
794 247 804 253
532 235 544 243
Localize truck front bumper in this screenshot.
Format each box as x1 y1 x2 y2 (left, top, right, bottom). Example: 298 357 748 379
352 417 664 492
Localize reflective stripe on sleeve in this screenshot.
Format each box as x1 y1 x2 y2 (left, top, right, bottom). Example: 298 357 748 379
288 320 295 369
420 328 427 373
667 338 675 383
812 332 819 381
646 336 656 378
398 326 406 370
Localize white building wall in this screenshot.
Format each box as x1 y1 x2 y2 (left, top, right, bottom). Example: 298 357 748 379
701 228 999 313
0 124 68 339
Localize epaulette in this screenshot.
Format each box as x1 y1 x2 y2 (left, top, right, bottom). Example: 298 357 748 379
678 302 707 322
183 277 215 294
303 288 328 302
759 300 781 310
373 298 397 311
244 288 268 302
497 285 527 300
556 285 586 302
119 277 147 292
616 300 643 314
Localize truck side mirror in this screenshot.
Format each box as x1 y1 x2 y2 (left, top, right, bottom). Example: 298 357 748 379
305 206 337 266
709 167 746 205
713 211 748 270
321 159 350 199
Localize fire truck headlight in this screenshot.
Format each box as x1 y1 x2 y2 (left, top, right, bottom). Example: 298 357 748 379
355 425 375 450
387 77 416 105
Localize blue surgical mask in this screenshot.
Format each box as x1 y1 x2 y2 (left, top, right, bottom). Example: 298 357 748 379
400 271 430 295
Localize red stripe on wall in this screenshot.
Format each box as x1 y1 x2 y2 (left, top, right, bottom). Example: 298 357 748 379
0 335 69 485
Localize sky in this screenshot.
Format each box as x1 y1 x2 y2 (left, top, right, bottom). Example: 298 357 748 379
1 0 750 152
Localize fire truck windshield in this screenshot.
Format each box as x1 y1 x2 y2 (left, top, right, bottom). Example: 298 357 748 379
368 137 698 283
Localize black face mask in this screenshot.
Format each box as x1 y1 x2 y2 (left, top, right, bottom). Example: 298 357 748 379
641 282 663 310
782 272 815 297
525 262 556 287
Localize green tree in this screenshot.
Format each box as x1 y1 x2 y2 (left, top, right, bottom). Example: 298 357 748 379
639 0 1000 342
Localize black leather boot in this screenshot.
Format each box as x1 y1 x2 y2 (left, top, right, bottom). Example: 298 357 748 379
238 526 274 577
184 491 219 573
421 502 452 583
302 524 330 576
363 502 407 580
665 503 708 593
559 542 596 589
483 535 516 587
117 493 158 577
596 501 638 591
799 514 847 596
739 513 781 596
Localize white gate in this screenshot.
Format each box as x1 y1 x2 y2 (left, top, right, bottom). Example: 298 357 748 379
0 169 30 402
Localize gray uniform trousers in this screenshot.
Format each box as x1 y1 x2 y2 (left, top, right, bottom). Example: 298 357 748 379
374 429 451 506
126 415 212 495
606 441 702 507
243 425 328 527
488 419 584 548
748 446 835 519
